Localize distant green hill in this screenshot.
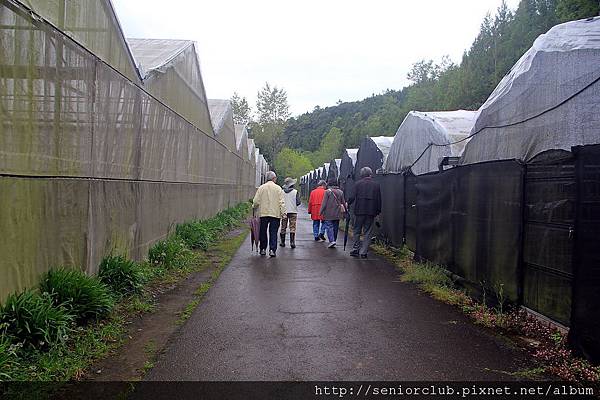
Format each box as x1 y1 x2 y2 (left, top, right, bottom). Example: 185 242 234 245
281 0 598 157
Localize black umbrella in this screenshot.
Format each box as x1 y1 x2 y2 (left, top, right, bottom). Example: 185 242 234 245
343 211 350 251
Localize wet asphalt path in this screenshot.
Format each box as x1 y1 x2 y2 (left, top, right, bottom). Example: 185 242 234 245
147 207 530 380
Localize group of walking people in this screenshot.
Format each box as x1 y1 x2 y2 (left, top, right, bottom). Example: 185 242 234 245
252 167 381 258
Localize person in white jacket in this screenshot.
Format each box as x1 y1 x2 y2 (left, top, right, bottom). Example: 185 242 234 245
280 177 301 249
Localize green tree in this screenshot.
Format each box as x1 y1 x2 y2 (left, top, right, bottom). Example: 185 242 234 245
556 0 599 22
256 82 290 124
273 148 313 182
231 92 251 125
308 127 343 167
253 82 291 162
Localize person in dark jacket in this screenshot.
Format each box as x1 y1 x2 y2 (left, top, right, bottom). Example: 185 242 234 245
347 166 381 258
319 177 347 248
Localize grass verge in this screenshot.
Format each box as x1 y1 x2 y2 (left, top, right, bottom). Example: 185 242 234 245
176 229 248 325
371 242 600 383
0 202 251 386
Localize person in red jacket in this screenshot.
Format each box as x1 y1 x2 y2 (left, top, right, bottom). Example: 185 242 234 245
308 180 327 241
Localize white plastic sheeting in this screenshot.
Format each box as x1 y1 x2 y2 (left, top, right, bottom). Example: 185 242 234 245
127 38 190 78
234 124 249 160
208 99 237 151
347 149 358 166
371 136 394 165
385 110 477 175
461 17 600 165
128 38 214 136
247 139 256 163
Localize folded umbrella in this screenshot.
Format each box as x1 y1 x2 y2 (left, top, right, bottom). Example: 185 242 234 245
343 211 350 251
249 209 260 252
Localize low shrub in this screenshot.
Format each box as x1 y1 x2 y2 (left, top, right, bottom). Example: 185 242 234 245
0 331 20 379
99 255 144 296
40 268 114 323
401 262 453 287
175 222 213 250
174 203 250 251
148 236 194 269
0 290 73 349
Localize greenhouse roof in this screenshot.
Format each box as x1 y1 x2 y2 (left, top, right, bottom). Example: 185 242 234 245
208 99 233 135
127 38 193 78
462 17 600 164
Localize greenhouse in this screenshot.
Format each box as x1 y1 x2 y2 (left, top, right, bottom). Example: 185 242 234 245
328 159 342 181
207 99 237 152
336 148 357 199
247 139 256 163
0 0 258 300
384 110 477 175
354 136 394 176
128 38 214 136
461 17 600 165
322 163 330 181
235 124 250 161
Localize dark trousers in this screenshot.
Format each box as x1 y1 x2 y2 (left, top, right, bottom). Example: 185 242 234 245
352 215 375 255
259 216 280 252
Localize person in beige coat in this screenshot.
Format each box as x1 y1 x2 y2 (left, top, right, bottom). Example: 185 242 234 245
252 171 285 257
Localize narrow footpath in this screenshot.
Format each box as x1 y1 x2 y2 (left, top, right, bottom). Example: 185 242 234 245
147 207 531 380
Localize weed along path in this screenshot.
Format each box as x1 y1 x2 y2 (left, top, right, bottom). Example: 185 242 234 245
146 207 534 381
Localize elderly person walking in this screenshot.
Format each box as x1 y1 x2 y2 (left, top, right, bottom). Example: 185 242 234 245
253 171 285 257
319 177 347 248
308 180 327 241
347 167 381 259
280 177 301 249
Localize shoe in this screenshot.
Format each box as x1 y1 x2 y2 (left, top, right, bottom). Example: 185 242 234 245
260 249 266 256
314 237 320 241
350 250 359 257
360 254 368 259
269 249 276 257
279 233 286 247
318 233 326 241
290 233 296 249
328 242 336 248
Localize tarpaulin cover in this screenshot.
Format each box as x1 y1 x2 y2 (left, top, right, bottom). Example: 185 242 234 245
354 136 394 176
234 124 249 160
415 171 453 267
20 0 141 84
128 38 214 137
323 163 330 181
339 149 358 201
208 99 237 152
523 154 575 325
385 110 477 175
451 161 524 302
247 139 256 163
461 17 600 165
328 159 341 181
0 177 249 299
0 1 256 300
375 174 405 248
404 173 418 252
388 161 524 302
569 144 600 360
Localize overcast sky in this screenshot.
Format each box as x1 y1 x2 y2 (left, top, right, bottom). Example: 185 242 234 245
112 0 520 117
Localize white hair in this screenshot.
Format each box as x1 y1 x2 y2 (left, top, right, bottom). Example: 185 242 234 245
360 166 373 178
266 171 277 181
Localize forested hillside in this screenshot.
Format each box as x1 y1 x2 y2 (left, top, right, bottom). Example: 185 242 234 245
279 0 598 168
